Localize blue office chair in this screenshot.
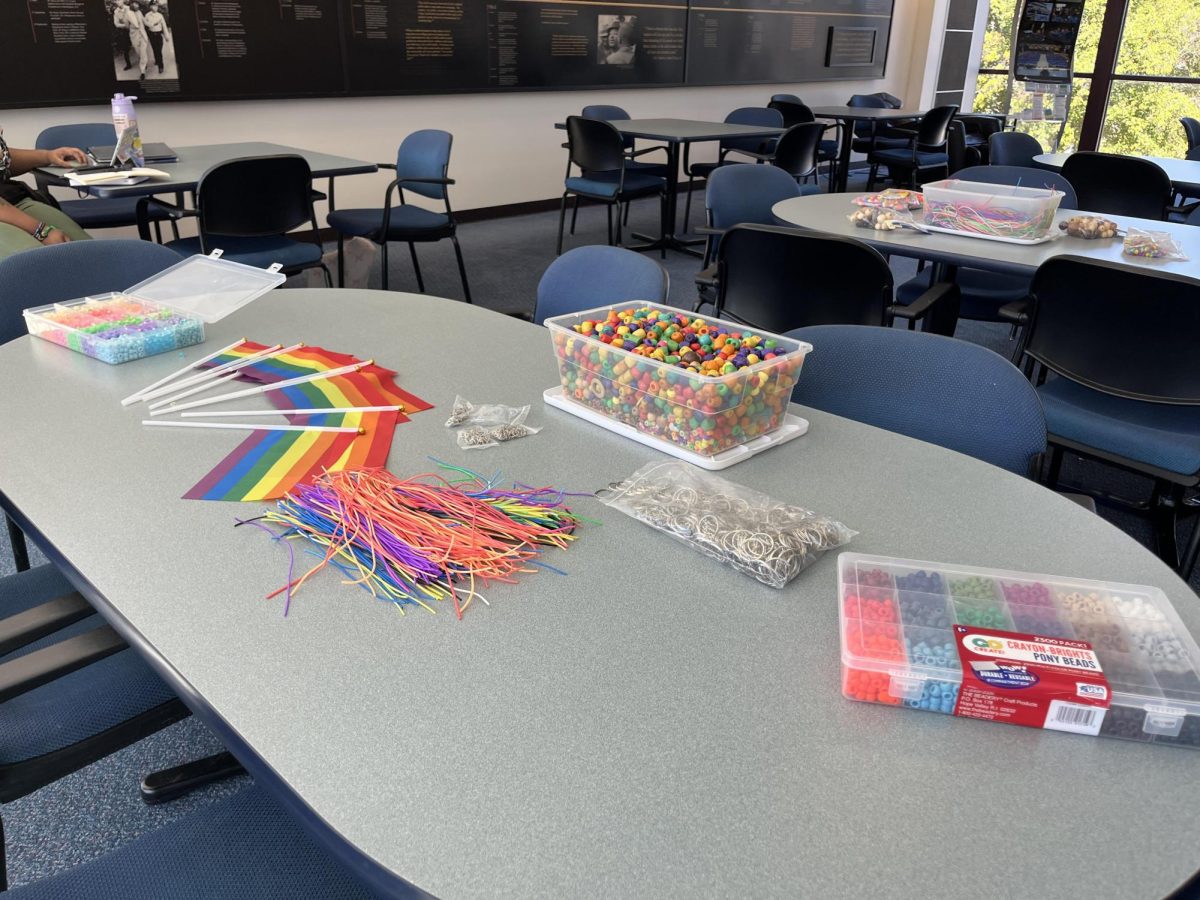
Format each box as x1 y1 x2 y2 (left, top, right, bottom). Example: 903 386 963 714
694 164 805 309
166 155 329 282
574 105 669 235
0 240 184 347
328 130 471 301
787 324 1046 476
1020 257 1200 573
0 562 187 803
33 124 180 243
556 117 667 257
867 106 958 189
580 105 668 171
2 784 377 897
0 239 183 571
893 166 1077 327
534 246 668 325
681 107 784 230
1060 152 1173 220
989 131 1044 168
847 94 911 156
765 103 842 189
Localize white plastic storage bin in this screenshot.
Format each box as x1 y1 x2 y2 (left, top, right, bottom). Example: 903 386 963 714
922 179 1064 241
23 254 284 365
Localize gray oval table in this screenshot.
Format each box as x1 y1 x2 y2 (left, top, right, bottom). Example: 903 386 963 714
0 290 1197 899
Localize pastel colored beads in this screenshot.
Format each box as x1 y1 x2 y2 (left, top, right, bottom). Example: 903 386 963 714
25 294 204 365
552 306 805 456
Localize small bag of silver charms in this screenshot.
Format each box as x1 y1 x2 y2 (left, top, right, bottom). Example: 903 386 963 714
445 395 531 428
597 461 855 588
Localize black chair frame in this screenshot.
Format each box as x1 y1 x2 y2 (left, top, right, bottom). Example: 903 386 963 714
867 106 958 190
1019 256 1200 574
558 116 667 257
713 224 960 335
162 155 331 284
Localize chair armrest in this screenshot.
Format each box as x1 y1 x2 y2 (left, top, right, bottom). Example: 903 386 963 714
628 146 666 159
694 263 719 288
0 592 93 657
310 189 327 202
998 298 1030 325
0 625 126 704
724 149 774 162
395 176 456 185
889 281 960 327
694 225 724 236
142 197 194 221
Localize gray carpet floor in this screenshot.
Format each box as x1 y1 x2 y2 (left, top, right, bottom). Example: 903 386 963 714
1 173 1195 886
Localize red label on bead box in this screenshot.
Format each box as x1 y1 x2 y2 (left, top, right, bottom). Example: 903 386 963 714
953 626 1110 736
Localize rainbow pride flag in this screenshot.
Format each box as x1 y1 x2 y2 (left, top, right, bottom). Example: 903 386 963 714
182 342 430 502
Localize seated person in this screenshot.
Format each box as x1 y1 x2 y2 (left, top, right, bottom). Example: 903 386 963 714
0 130 92 259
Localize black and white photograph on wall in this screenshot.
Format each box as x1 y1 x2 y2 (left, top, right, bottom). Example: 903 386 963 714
597 15 638 66
107 0 179 82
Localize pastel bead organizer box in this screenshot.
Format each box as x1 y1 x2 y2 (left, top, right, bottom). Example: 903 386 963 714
24 294 204 365
839 553 1200 749
545 304 810 457
22 253 285 366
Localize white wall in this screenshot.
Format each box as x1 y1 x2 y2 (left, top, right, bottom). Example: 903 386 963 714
1 0 937 219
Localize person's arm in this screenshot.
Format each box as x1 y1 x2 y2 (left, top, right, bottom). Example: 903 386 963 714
0 199 69 244
6 146 87 176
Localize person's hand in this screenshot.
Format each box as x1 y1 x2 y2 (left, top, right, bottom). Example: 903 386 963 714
41 229 70 245
45 146 88 167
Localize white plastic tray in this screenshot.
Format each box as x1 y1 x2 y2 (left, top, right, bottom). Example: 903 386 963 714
543 386 808 470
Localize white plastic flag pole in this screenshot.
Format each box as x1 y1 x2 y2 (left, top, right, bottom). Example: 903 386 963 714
142 342 299 406
150 361 372 416
143 420 363 434
119 339 246 406
181 405 402 418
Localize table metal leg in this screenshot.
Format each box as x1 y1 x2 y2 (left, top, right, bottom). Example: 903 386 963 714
629 141 706 258
836 126 854 192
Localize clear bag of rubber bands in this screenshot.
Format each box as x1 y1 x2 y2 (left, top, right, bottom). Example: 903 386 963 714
598 461 856 588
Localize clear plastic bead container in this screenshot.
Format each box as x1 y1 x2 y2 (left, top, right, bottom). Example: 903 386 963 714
545 303 811 456
922 179 1064 241
838 552 1200 748
23 254 284 365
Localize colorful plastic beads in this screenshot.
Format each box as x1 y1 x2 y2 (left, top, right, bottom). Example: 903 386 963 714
28 295 203 365
553 307 803 456
1009 604 1073 639
843 669 903 705
1001 581 1054 607
902 679 960 715
949 576 995 601
843 591 898 624
904 635 958 669
896 570 946 596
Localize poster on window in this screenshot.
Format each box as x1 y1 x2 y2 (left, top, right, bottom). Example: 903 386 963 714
1012 0 1085 82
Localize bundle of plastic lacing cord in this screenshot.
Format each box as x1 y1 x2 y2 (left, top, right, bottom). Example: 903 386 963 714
238 463 586 618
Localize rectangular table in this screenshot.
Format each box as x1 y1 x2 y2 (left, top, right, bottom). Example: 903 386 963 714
41 142 378 240
1034 151 1200 196
557 118 784 256
806 106 926 192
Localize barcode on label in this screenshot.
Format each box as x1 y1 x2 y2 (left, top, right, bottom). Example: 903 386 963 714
1045 700 1105 736
1056 706 1096 726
